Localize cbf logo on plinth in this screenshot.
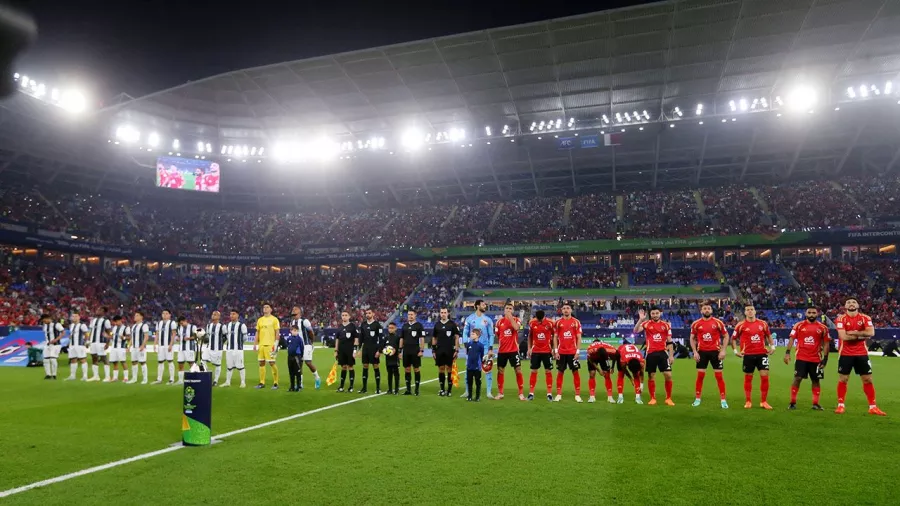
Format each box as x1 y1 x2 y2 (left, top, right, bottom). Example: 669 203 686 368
182 371 212 446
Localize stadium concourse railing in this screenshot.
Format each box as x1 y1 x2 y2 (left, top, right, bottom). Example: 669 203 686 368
1 220 899 265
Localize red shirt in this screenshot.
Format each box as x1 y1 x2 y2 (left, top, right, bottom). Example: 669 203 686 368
555 317 581 355
691 317 728 352
529 319 554 354
588 342 617 363
790 320 829 363
835 313 873 357
495 316 521 354
618 344 644 364
639 320 672 354
732 319 771 355
202 173 220 192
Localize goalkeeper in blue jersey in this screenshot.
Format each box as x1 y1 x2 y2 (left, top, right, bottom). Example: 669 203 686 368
462 300 495 398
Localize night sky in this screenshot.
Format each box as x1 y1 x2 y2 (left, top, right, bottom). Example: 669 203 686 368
12 0 655 101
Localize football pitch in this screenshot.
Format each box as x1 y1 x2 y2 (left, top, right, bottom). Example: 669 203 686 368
1 353 898 505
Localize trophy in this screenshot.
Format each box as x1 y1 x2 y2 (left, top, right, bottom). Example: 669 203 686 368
190 328 208 373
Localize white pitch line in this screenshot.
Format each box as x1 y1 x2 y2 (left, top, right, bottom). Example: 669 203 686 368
0 375 453 499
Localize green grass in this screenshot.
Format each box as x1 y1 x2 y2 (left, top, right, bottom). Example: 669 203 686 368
2 352 898 505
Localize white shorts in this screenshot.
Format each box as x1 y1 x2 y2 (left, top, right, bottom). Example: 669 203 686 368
177 349 196 363
89 342 107 356
205 350 222 366
302 345 314 362
68 345 87 360
226 350 245 369
44 344 61 359
109 348 127 363
157 346 174 362
130 348 147 363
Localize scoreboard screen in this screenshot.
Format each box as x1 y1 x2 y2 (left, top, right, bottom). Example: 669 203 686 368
156 156 220 193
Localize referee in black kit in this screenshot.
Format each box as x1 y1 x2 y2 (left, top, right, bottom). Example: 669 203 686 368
359 308 384 394
399 309 425 396
335 311 359 393
432 307 460 397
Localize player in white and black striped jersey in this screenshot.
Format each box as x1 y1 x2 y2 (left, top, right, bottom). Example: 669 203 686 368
176 315 198 385
221 310 248 388
128 311 151 384
87 307 112 382
291 306 321 390
203 311 226 386
41 314 65 380
153 310 178 385
65 311 90 381
108 315 131 382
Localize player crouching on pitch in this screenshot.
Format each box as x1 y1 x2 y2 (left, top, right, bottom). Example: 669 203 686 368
586 340 617 404
615 342 645 404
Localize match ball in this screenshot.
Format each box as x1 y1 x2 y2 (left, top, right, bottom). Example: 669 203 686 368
194 329 206 338
383 345 396 356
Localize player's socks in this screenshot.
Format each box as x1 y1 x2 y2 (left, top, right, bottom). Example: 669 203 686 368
545 371 553 394
168 362 175 382
414 371 421 394
439 372 445 392
178 371 184 383
515 371 524 395
272 364 279 385
863 382 877 408
239 368 246 385
92 365 99 379
349 369 355 390
572 372 581 396
837 380 848 404
259 366 267 385
387 370 394 392
374 369 381 391
364 369 371 391
43 360 52 377
617 371 625 395
589 377 596 397
790 385 799 404
743 374 753 403
760 376 770 403
634 377 641 395
112 369 119 381
131 365 138 380
648 378 656 401
664 379 673 400
812 385 821 405
50 358 58 377
104 364 110 380
604 373 613 397
714 371 726 400
340 370 347 389
81 363 89 380
497 371 505 394
485 371 493 397
213 366 220 384
695 371 706 398
225 369 233 385
157 364 164 383
555 372 564 395
141 364 148 382
405 372 411 392
529 371 537 394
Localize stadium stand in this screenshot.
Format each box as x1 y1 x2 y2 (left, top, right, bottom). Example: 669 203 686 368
629 262 717 286
758 181 863 231
487 197 565 245
700 185 768 235
622 190 704 238
722 261 806 309
564 194 618 241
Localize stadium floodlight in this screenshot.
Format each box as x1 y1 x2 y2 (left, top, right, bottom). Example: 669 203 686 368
485 126 491 136
624 112 632 122
860 85 868 98
847 86 856 98
568 117 575 127
739 98 748 112
886 81 893 95
206 143 213 153
258 147 265 156
196 141 204 152
529 122 536 132
400 128 425 150
251 146 257 156
242 145 249 156
220 145 227 154
786 85 817 112
729 100 736 112
448 128 465 142
13 72 18 79
672 107 682 118
59 90 87 113
555 118 562 129
615 113 622 123
602 114 610 124
502 124 510 135
148 132 160 148
695 103 703 115
35 83 45 97
115 125 140 143
19 75 27 88
645 109 653 119
760 98 768 108
632 111 641 122
537 121 545 131
50 88 59 101
173 139 180 150
226 145 233 155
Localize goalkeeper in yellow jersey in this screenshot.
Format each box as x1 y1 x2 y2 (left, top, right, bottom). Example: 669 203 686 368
255 303 280 390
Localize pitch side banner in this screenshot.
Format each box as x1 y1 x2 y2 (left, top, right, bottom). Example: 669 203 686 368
0 330 41 366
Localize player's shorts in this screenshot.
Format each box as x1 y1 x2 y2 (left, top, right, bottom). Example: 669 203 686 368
68 345 87 360
741 354 770 373
497 352 521 369
44 344 61 359
302 344 314 362
205 350 222 366
130 347 147 363
794 359 821 380
226 350 245 370
337 348 355 367
434 349 455 368
588 357 612 373
402 353 421 369
157 346 174 362
646 351 672 373
108 348 127 363
556 353 579 371
838 355 872 376
257 344 275 362
696 350 724 370
89 342 107 357
362 346 380 365
178 349 196 363
530 352 553 370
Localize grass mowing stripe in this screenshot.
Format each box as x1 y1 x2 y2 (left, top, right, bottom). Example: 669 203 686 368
0 375 445 499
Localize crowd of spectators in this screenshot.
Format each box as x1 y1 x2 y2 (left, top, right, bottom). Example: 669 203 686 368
628 262 717 286
474 266 556 288
563 194 617 241
722 261 806 309
554 264 619 289
0 185 64 229
840 175 900 224
265 212 338 252
379 205 453 249
700 185 767 235
487 198 564 245
402 268 473 325
623 190 705 238
759 181 862 231
439 202 497 246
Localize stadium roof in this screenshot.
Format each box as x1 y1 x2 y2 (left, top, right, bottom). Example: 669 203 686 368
1 0 900 209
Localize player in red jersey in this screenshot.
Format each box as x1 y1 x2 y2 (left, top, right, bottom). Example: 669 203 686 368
166 166 184 189
526 309 555 402
784 307 829 411
731 305 775 410
494 303 524 401
586 340 617 404
194 168 204 191
616 342 645 404
202 164 220 192
156 162 170 187
834 298 885 416
689 302 729 409
553 303 583 403
633 307 674 406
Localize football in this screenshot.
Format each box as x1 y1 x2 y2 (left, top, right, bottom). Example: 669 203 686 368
382 345 396 356
194 329 206 338
482 357 493 373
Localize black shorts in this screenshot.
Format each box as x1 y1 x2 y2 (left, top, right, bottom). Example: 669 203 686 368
838 355 872 376
556 354 580 371
434 349 455 368
530 353 553 371
403 353 421 369
741 354 769 373
646 351 671 374
385 359 400 368
337 349 355 367
696 350 723 370
794 359 821 380
588 357 612 373
362 346 379 365
497 352 521 369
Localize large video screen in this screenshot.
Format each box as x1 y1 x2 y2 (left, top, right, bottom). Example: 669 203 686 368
156 156 220 193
